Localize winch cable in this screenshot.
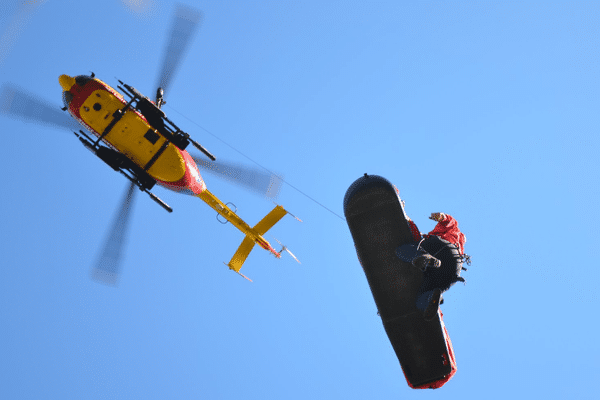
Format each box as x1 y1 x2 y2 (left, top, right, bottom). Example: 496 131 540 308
166 105 346 222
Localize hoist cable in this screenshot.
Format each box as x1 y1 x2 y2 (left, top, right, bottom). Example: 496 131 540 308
165 105 346 221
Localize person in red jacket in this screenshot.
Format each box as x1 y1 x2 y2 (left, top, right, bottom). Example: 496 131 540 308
404 212 469 320
427 213 466 254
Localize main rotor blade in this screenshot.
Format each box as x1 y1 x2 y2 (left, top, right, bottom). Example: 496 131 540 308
191 155 283 199
156 4 203 99
0 1 46 66
91 182 137 286
0 83 81 131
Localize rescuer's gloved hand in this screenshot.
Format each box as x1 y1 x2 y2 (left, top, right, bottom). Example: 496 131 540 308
429 212 446 222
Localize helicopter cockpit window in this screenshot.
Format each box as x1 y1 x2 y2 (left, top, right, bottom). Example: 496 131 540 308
75 75 92 87
62 91 73 108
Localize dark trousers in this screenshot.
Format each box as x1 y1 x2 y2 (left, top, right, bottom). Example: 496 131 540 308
418 236 464 295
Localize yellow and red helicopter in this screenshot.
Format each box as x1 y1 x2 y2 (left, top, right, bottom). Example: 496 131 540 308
0 5 299 284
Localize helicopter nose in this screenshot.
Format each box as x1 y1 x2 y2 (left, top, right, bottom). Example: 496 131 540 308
59 74 76 91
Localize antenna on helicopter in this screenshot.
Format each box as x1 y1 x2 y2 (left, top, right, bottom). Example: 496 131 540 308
156 87 165 109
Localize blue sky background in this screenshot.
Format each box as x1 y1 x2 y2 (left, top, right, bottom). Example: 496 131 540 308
1 0 598 398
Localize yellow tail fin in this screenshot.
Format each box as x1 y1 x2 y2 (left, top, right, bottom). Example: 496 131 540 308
253 205 287 236
226 205 290 280
227 236 255 273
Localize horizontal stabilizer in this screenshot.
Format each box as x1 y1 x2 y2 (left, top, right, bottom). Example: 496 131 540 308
223 204 298 278
227 236 256 273
253 205 287 236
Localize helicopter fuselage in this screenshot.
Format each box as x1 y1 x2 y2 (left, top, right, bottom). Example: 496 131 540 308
63 76 205 195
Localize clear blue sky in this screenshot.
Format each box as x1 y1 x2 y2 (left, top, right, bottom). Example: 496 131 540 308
1 0 598 398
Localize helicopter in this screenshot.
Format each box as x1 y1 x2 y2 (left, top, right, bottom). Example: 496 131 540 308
0 4 299 284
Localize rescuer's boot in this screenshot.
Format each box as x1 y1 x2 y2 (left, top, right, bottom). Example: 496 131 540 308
412 254 441 271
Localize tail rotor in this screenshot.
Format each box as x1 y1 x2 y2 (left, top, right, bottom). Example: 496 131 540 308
274 238 300 264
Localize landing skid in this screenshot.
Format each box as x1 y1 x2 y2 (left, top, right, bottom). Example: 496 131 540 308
74 130 172 212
